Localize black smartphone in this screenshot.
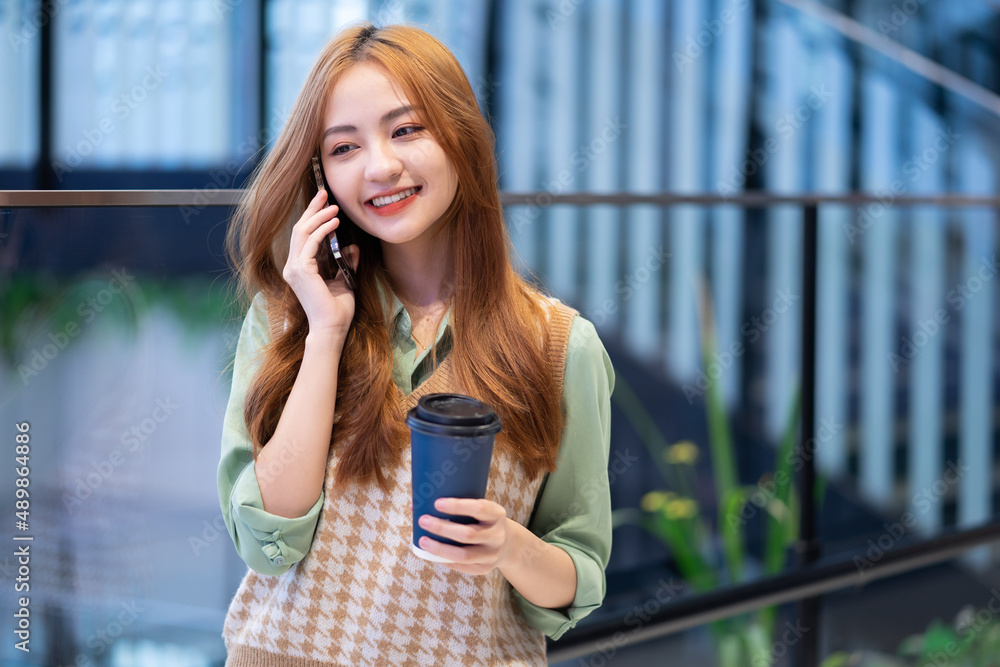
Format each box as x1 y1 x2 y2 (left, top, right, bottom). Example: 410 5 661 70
311 155 358 291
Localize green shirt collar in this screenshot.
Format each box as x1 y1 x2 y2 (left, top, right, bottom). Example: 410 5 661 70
376 279 454 395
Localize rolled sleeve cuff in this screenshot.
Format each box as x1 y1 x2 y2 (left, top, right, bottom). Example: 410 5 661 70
512 541 606 640
229 460 324 575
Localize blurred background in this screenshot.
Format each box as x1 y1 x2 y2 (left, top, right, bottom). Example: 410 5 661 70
1 0 1000 665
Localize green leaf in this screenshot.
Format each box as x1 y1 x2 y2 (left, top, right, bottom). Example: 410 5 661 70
719 486 752 582
921 620 961 655
764 387 801 576
695 280 744 580
716 633 745 667
742 621 772 664
645 512 716 591
817 653 853 667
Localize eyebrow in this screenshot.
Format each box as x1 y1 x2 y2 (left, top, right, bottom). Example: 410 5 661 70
322 105 419 139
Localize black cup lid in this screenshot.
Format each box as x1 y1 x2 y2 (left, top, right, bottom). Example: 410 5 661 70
414 393 498 427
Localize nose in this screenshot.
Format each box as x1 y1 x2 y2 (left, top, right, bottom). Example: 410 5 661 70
363 139 403 183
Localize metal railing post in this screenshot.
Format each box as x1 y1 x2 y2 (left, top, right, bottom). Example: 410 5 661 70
797 203 821 666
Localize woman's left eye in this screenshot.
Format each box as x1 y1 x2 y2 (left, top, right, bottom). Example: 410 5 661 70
393 125 423 138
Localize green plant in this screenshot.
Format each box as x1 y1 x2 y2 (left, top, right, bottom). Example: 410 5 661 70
0 270 243 377
896 603 1000 666
612 282 807 666
819 603 1000 667
818 652 905 667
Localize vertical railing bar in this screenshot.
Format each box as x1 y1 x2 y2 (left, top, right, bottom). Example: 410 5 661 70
797 202 820 667
258 0 268 164
39 0 54 190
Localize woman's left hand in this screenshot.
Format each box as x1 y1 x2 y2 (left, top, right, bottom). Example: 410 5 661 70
417 498 514 575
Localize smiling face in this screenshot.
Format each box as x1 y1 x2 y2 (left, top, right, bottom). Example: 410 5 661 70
319 62 459 249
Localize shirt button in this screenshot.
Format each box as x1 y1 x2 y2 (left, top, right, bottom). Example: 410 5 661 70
272 556 285 566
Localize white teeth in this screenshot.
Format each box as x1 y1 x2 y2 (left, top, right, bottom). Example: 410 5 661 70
371 187 418 208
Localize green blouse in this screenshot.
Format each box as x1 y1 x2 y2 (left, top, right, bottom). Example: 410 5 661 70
217 289 615 640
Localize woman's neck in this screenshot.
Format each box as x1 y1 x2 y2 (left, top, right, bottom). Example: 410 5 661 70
381 235 453 310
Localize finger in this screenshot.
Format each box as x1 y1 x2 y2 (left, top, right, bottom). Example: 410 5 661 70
301 190 331 222
418 514 488 545
298 217 341 263
417 536 488 564
434 498 504 522
288 203 338 258
304 202 339 234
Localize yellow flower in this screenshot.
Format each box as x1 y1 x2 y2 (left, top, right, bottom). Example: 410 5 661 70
664 497 699 520
640 491 669 513
666 441 699 465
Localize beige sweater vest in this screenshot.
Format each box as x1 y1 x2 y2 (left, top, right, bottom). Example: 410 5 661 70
222 296 578 666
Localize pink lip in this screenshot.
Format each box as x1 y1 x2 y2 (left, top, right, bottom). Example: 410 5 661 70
364 186 421 216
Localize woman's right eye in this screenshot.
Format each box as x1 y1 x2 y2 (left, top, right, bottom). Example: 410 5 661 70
331 144 354 156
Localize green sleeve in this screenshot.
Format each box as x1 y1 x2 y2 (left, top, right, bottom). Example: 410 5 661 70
216 292 324 576
512 315 615 640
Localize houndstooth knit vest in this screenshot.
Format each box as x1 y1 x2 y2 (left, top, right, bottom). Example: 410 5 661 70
222 295 578 666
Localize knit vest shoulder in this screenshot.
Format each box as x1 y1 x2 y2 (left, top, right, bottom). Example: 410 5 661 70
223 293 578 667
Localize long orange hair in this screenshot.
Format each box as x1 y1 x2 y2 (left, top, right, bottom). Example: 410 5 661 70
225 23 564 490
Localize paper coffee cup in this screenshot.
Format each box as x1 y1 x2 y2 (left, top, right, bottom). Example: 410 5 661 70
406 393 501 563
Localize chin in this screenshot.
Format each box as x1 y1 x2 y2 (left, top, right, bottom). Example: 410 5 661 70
377 231 426 246
367 218 446 246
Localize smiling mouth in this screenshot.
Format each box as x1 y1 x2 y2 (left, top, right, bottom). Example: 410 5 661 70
369 186 421 208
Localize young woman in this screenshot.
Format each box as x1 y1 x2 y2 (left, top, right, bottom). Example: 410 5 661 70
218 22 614 666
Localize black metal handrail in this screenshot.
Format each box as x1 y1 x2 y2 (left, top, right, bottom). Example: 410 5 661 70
547 520 1000 663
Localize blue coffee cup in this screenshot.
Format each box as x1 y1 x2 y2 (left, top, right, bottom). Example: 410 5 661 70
407 393 502 563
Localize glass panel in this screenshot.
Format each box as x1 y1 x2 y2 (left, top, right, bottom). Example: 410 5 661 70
0 204 242 664
815 203 1000 566
0 0 41 169
264 0 491 138
50 0 259 173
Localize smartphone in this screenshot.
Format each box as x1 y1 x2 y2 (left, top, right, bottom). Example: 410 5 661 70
311 155 358 291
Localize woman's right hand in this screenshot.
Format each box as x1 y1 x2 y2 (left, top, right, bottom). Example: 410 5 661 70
282 189 360 338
